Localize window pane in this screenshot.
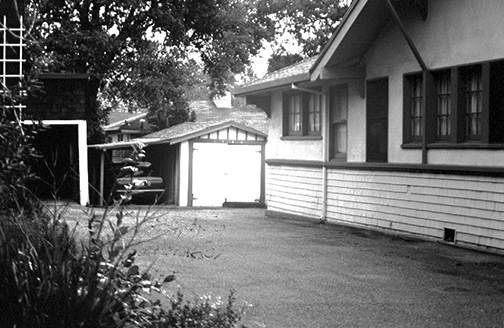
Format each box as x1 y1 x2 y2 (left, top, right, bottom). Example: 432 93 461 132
437 71 451 138
334 124 347 154
333 90 347 122
410 75 423 138
289 95 301 132
465 68 482 137
308 94 321 133
330 85 348 158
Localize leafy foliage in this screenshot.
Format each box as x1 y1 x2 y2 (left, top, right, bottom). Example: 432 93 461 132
254 0 350 70
0 139 246 327
0 79 43 215
25 0 273 134
266 53 304 73
105 42 197 131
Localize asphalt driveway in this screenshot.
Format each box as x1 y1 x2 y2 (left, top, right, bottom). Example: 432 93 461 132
84 206 504 328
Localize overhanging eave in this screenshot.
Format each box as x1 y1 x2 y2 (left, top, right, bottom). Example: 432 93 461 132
232 72 310 97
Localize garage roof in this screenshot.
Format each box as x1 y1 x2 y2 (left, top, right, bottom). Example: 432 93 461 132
144 120 267 144
89 120 267 150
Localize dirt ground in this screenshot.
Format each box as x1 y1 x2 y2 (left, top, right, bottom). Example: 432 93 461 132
62 205 504 328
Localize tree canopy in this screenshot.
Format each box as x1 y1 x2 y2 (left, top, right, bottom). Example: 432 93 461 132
254 0 349 72
24 0 273 141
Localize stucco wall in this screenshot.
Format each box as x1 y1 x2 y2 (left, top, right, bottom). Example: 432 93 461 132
363 0 504 166
266 90 324 161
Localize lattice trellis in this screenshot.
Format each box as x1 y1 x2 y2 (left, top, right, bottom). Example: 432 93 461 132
1 15 25 116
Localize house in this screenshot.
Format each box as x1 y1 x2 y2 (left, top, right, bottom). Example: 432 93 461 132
233 0 504 253
104 111 151 144
103 111 151 164
90 101 268 207
1 1 89 206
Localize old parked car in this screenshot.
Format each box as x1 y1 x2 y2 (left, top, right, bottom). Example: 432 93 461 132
114 160 164 204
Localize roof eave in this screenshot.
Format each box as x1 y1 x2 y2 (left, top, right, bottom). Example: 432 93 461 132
88 137 165 150
232 72 310 97
169 121 267 145
309 0 363 76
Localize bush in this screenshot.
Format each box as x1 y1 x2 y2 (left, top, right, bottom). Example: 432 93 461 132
0 119 246 327
0 80 43 216
0 203 246 328
0 193 246 328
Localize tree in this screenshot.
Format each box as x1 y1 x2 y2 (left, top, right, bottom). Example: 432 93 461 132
254 0 350 72
24 0 273 140
104 41 198 130
267 52 304 73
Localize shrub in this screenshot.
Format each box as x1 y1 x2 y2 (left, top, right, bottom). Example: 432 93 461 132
0 122 246 327
0 79 43 216
0 202 247 328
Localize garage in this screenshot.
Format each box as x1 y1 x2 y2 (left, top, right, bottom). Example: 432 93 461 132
173 121 267 207
89 120 267 207
192 143 262 206
145 121 267 207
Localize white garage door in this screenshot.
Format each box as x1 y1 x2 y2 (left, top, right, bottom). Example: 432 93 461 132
192 143 261 206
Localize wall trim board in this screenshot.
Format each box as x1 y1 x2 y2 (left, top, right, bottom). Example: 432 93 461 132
266 159 504 178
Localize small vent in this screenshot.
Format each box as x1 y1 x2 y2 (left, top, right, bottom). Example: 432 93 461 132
444 228 456 243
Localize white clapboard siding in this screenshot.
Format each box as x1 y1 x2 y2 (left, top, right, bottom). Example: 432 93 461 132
266 165 323 218
325 169 504 250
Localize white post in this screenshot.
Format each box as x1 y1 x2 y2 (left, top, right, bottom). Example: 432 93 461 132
99 150 105 206
78 120 89 206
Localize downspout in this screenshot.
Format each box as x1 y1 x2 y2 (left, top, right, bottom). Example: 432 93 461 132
292 83 328 221
384 0 429 164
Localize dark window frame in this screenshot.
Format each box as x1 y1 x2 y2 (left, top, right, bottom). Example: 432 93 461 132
308 93 322 135
402 59 504 148
329 84 348 161
434 69 452 141
282 88 322 139
403 73 423 144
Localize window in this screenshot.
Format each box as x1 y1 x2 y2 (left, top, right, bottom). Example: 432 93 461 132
462 66 482 139
403 59 504 147
436 70 451 140
329 85 348 159
289 94 302 134
367 78 389 162
283 90 322 138
112 149 133 163
404 73 423 142
308 94 321 134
